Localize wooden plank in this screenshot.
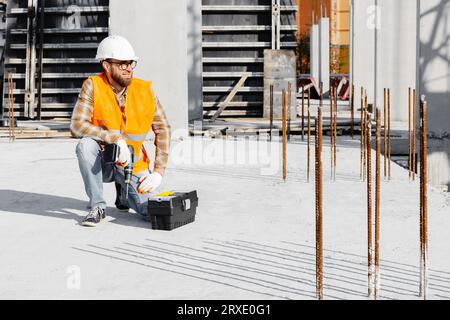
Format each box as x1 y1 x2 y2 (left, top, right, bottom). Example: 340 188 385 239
210 73 250 122
0 131 71 139
0 128 71 138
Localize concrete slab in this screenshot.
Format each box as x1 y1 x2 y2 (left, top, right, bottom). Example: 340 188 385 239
0 137 449 300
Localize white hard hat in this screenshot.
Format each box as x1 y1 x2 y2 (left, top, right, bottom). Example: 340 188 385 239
95 35 139 61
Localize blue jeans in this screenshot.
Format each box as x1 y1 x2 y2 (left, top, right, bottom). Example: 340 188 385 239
75 137 154 219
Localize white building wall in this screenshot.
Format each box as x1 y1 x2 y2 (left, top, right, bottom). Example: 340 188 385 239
419 0 450 137
419 0 450 189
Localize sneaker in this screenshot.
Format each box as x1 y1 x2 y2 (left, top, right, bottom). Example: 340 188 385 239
81 207 106 227
115 182 130 212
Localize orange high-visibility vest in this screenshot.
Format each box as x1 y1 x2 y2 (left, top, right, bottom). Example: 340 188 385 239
90 73 156 174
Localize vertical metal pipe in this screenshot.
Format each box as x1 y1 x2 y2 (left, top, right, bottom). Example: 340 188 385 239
316 84 324 300
366 112 373 298
282 89 287 181
28 0 38 119
270 84 274 142
37 0 45 120
271 0 276 49
302 84 305 141
375 108 381 299
276 0 281 50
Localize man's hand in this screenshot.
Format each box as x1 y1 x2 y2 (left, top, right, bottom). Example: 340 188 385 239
137 172 163 194
116 139 131 166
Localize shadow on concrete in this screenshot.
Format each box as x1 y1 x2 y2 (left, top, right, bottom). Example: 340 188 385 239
72 245 298 300
70 237 450 299
170 165 362 184
419 0 450 190
280 241 450 299
0 190 151 229
197 239 418 299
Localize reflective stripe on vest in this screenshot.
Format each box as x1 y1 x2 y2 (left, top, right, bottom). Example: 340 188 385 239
90 73 156 174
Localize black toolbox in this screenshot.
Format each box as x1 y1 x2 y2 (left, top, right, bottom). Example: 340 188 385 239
148 191 198 230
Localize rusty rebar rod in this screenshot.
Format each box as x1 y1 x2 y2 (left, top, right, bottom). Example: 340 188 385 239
413 89 417 181
388 89 392 180
351 84 355 139
308 85 311 122
302 84 305 141
408 87 412 179
282 89 287 181
334 87 337 182
269 84 274 142
384 89 387 179
330 86 334 180
307 104 311 183
315 85 324 300
360 87 365 180
288 82 291 142
366 111 374 298
419 96 428 300
375 108 381 299
363 94 368 182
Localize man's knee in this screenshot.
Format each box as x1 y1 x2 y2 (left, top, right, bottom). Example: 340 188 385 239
76 137 101 160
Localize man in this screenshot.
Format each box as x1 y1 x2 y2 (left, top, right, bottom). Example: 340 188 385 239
70 35 171 227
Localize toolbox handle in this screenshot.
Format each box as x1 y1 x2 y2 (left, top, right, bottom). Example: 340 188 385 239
182 199 191 211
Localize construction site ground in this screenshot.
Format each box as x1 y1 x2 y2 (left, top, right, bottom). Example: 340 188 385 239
0 122 449 300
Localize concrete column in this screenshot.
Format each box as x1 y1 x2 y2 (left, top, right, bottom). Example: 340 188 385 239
352 0 376 106
353 0 417 121
187 0 203 123
377 0 417 121
109 0 192 134
264 50 297 120
310 19 330 95
310 24 320 84
319 18 330 95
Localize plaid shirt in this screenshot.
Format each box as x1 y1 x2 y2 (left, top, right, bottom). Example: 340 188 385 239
70 77 171 171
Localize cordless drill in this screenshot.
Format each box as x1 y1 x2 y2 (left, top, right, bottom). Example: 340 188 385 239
124 145 135 199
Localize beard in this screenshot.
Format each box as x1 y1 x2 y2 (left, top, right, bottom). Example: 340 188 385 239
111 67 133 87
